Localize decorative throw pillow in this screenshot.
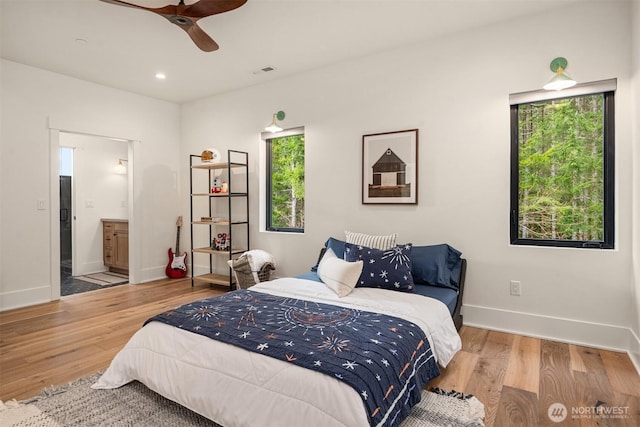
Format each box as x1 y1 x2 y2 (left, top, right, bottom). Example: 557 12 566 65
317 248 363 297
344 243 414 292
344 230 396 250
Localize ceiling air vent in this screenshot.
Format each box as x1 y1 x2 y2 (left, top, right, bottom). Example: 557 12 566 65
253 65 277 75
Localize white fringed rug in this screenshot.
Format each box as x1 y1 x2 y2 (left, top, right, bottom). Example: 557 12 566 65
0 373 484 427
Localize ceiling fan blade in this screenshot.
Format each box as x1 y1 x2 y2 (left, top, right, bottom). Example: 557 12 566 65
183 22 219 52
100 0 179 15
99 0 153 12
183 0 248 18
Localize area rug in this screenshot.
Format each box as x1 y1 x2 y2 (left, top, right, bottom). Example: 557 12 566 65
75 272 128 286
0 373 484 427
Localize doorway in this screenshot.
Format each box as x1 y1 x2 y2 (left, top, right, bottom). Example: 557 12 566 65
58 134 130 296
59 147 73 275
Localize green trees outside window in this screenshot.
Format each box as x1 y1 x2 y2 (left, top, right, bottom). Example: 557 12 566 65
266 132 305 232
510 90 614 249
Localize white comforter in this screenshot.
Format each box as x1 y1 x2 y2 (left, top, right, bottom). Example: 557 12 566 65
93 278 461 427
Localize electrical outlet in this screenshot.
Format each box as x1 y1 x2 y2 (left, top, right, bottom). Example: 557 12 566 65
510 280 521 296
37 199 46 210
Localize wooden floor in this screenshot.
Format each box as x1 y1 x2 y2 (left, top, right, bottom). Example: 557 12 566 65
1 278 639 426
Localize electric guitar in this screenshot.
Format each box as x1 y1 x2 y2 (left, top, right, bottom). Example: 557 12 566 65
166 216 188 278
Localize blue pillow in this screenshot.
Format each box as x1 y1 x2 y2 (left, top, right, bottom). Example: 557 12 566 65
411 244 462 289
311 237 347 271
344 243 414 292
325 237 346 259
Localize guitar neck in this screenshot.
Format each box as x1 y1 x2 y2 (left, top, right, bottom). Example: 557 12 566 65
175 227 181 254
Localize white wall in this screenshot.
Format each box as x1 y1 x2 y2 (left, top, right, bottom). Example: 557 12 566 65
630 0 640 370
60 133 128 276
181 2 636 352
0 1 635 357
0 59 181 310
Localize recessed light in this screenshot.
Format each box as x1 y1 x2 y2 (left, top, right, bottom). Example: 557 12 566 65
155 73 166 80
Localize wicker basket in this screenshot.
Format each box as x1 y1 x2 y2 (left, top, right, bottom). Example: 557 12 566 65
228 259 275 289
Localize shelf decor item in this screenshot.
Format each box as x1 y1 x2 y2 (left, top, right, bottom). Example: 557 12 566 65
212 233 230 251
362 129 419 205
201 148 222 163
212 176 222 193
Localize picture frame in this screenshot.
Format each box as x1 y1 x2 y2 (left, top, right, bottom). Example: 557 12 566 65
362 129 418 204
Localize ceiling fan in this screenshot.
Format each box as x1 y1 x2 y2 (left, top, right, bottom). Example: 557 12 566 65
99 0 248 52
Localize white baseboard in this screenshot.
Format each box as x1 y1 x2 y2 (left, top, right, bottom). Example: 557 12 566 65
463 304 636 354
628 328 640 375
136 263 231 284
0 265 192 312
135 266 170 284
0 286 52 312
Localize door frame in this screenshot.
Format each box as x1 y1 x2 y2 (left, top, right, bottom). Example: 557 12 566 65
49 125 139 300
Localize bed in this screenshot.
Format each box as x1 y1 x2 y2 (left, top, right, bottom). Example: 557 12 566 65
93 239 465 427
304 238 467 331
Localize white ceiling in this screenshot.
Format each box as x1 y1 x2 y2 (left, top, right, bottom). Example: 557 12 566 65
1 0 582 104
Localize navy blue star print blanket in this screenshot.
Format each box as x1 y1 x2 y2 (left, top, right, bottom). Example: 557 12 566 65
145 290 440 427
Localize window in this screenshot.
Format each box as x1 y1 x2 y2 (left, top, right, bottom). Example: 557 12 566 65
509 79 616 249
265 127 305 232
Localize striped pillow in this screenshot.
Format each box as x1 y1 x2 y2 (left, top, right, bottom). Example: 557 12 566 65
344 230 396 250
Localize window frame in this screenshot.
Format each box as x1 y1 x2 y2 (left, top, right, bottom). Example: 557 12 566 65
263 127 305 233
509 79 616 249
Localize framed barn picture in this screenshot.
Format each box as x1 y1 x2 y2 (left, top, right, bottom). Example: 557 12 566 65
362 129 418 204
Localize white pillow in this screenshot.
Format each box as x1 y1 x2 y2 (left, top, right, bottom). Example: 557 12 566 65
345 230 396 250
317 248 363 297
